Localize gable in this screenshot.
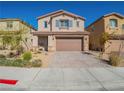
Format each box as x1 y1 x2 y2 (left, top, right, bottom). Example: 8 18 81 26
51 13 81 20
103 14 124 24
37 10 85 21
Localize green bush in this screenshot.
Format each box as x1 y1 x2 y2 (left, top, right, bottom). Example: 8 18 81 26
22 51 32 61
109 53 122 66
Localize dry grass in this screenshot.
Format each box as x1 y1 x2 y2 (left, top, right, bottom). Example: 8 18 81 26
32 52 53 68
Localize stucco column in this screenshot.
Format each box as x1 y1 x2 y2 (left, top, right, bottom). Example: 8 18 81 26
83 35 89 52
32 36 38 47
48 35 56 51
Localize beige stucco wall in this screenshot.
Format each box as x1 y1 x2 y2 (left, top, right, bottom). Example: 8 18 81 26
32 36 38 47
48 35 56 51
83 35 89 51
105 40 124 53
38 17 51 31
38 14 84 32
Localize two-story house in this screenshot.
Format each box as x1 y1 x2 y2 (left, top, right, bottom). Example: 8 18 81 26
0 18 36 50
32 10 89 51
86 12 124 53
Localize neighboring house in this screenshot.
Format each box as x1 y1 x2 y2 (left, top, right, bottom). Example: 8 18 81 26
32 10 89 51
86 12 124 53
0 18 36 50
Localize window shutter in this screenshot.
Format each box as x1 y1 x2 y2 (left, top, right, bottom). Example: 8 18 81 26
69 20 72 27
44 21 47 28
56 20 59 27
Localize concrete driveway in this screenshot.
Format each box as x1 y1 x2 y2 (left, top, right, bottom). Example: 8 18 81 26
1 52 124 91
49 52 110 68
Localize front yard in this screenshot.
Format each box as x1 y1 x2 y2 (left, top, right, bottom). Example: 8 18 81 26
0 49 52 68
0 30 51 68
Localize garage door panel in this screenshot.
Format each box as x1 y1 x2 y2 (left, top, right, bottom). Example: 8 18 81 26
56 38 83 51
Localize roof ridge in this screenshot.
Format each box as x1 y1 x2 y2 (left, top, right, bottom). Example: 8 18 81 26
104 12 124 17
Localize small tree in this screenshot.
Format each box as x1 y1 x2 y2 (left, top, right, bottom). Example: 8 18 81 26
2 35 12 49
100 32 110 51
0 26 29 52
99 32 110 58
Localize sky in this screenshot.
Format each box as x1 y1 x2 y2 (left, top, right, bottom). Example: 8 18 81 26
0 1 124 29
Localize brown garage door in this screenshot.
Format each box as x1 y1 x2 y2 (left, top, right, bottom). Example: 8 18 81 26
56 37 83 51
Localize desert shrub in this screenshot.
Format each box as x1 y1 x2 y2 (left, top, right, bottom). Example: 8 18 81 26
109 53 122 66
0 54 6 59
30 59 42 67
22 51 32 61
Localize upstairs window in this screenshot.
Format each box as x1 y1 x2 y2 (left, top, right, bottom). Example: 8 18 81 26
44 21 47 28
6 21 13 29
77 21 80 27
56 20 59 27
60 20 69 28
56 20 72 28
109 19 118 28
